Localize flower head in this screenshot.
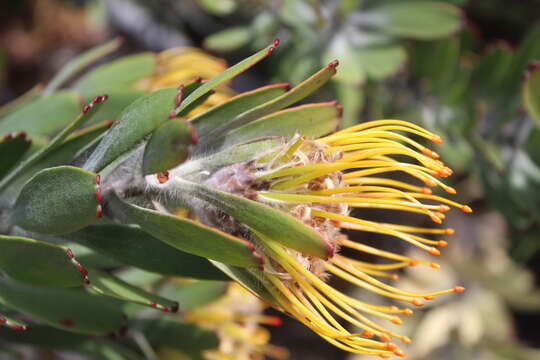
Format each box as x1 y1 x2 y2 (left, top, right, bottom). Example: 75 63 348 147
158 120 469 358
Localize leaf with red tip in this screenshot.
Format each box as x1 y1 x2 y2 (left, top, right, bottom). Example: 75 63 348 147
107 193 261 268
190 83 290 139
179 179 331 259
87 268 179 312
175 40 278 117
13 166 100 234
203 62 338 140
214 102 340 149
83 88 178 172
0 91 80 137
73 53 155 97
0 133 32 179
0 314 29 331
83 90 146 126
142 119 193 175
0 277 125 334
524 62 540 127
61 224 227 280
0 235 85 287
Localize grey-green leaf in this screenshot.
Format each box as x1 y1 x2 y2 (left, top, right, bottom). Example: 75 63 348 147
0 235 84 287
84 88 177 172
13 166 100 234
73 53 155 97
0 277 125 334
107 193 261 268
88 268 179 312
0 91 81 137
63 224 227 280
180 179 331 259
142 119 194 175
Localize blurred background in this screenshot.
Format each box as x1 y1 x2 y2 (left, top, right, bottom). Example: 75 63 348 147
1 0 540 359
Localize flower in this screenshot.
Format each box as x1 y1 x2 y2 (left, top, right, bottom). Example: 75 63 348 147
184 120 469 358
186 283 289 360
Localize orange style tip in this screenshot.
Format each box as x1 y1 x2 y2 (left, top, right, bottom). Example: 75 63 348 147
390 274 400 281
445 187 457 194
438 205 451 212
428 247 441 256
424 179 437 187
402 309 414 316
385 342 398 351
411 299 424 306
462 205 473 213
445 228 455 235
421 187 433 194
435 212 446 219
379 333 391 341
401 336 412 345
394 350 407 357
438 240 449 247
361 330 374 338
430 262 441 269
431 216 443 224
389 306 399 311
267 316 283 326
379 354 390 359
431 134 443 144
424 295 434 301
390 317 403 325
454 286 466 293
408 260 419 267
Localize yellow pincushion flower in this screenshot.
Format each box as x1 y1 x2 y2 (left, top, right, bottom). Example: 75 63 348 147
203 120 470 358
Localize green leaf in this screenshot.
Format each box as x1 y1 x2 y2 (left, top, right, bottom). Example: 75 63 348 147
143 119 193 175
204 27 252 52
336 83 364 129
0 314 28 331
180 179 331 259
73 53 155 97
0 85 42 119
88 268 178 312
190 83 290 139
473 42 513 96
175 40 278 116
205 61 339 138
44 38 122 96
369 1 462 40
524 64 540 127
0 91 81 137
83 88 177 172
0 277 125 334
135 319 219 356
63 224 227 280
196 0 237 15
107 193 261 268
13 166 100 234
160 281 227 311
215 102 340 149
83 90 146 125
0 133 32 179
0 235 84 287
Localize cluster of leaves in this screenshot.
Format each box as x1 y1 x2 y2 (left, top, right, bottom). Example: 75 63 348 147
0 37 345 358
